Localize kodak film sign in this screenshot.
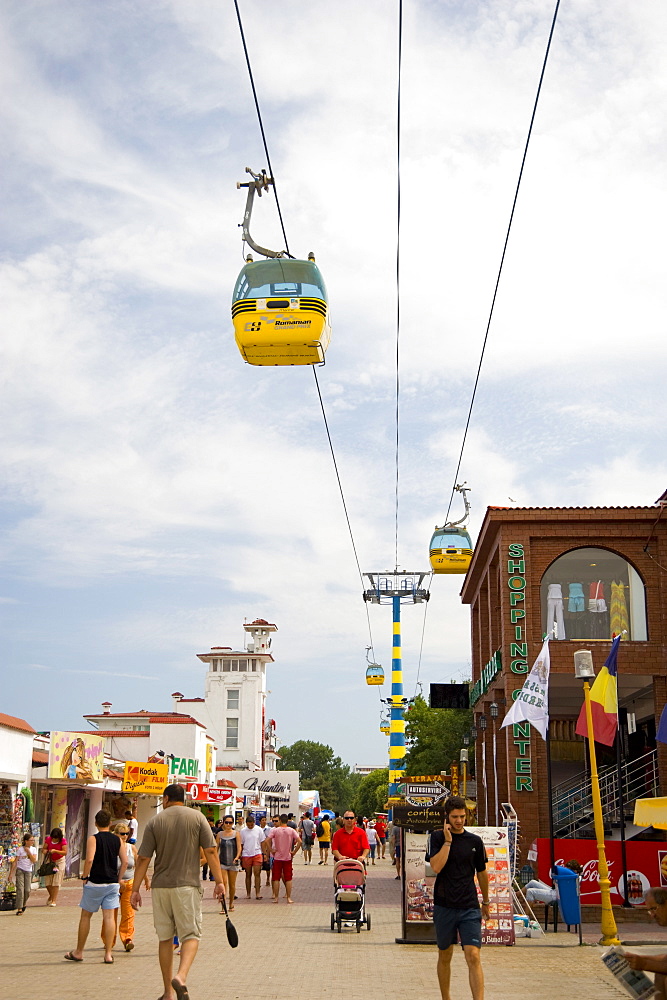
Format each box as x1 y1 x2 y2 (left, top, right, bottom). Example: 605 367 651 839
122 761 169 795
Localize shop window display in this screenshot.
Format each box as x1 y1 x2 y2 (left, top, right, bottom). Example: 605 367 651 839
541 548 647 641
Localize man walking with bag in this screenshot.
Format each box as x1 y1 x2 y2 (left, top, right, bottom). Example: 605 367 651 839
131 784 225 1000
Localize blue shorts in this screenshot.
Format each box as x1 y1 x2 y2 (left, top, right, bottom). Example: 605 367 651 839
80 882 120 912
433 905 482 950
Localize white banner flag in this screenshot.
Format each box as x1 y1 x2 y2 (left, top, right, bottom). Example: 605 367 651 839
500 638 550 740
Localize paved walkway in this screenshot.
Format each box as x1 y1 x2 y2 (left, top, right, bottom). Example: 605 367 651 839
0 855 658 999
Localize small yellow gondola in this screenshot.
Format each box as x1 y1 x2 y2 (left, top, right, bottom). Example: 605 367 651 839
366 663 384 686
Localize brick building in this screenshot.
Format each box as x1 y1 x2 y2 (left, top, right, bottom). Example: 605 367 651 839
461 502 667 861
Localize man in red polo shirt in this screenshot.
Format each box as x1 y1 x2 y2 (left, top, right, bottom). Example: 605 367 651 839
332 812 370 862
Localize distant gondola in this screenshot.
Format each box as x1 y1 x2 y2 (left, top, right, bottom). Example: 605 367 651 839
366 663 384 686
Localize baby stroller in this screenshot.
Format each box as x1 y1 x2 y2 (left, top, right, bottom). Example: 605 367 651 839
330 858 371 933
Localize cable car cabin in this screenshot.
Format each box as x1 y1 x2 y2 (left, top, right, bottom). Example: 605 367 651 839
232 258 331 366
380 722 390 734
366 663 384 686
429 527 473 575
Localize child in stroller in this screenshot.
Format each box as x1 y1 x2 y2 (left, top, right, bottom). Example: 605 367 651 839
330 858 371 933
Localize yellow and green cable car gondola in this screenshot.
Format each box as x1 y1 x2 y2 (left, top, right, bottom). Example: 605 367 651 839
430 483 474 575
231 168 331 366
232 255 330 366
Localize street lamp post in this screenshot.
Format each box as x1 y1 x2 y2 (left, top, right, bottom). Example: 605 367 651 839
490 703 499 826
460 747 469 799
574 649 620 946
478 714 488 825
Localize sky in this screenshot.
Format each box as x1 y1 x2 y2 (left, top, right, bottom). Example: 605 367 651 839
1 0 666 768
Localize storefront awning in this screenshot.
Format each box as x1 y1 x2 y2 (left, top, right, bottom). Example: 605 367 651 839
633 797 667 830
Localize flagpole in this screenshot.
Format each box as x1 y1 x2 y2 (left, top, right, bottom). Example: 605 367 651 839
616 716 630 907
545 721 556 873
581 672 620 945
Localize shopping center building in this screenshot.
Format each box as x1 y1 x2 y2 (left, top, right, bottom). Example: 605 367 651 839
461 501 667 861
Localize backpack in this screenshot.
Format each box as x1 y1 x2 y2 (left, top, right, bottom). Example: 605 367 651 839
316 820 325 838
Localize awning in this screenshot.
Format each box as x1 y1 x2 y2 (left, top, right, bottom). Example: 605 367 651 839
633 797 667 830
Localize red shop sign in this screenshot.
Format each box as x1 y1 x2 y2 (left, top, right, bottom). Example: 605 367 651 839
537 838 667 906
188 783 209 801
207 787 233 804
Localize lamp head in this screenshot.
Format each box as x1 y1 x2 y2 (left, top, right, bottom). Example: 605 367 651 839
574 650 595 680
490 703 499 719
478 715 487 731
459 748 468 763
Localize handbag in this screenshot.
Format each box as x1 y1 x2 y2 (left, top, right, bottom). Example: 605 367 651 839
37 853 57 877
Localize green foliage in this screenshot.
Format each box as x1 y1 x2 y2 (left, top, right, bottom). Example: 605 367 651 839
277 740 362 814
277 740 338 783
402 695 472 777
352 768 389 818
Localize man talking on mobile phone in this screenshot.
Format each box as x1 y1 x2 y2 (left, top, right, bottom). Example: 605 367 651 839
426 796 489 1000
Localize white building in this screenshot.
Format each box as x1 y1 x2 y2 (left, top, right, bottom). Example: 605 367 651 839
176 619 279 771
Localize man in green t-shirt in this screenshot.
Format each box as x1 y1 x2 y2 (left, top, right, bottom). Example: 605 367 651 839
132 784 225 1000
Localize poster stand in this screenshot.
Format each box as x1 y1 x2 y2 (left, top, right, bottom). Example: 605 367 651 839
393 806 515 946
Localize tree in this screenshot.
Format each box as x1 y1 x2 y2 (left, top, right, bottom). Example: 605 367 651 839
277 740 361 813
352 768 389 818
277 741 338 784
402 695 472 778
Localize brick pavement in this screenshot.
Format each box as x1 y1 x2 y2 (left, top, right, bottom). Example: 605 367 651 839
0 855 653 999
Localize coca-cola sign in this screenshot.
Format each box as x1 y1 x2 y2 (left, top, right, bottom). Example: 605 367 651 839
537 838 663 906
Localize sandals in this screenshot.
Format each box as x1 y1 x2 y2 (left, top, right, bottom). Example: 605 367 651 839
64 952 83 962
171 979 190 1000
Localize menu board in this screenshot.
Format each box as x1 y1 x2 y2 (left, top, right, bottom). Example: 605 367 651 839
403 827 515 945
474 827 516 946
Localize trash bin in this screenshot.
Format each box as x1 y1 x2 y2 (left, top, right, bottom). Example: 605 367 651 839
552 865 581 926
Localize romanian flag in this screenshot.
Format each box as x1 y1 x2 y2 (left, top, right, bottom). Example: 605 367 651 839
575 634 620 746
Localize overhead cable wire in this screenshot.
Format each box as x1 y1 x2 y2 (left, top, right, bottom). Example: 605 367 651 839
234 1 376 656
418 0 562 690
442 0 562 525
312 369 377 656
413 570 433 697
394 0 403 572
233 0 291 256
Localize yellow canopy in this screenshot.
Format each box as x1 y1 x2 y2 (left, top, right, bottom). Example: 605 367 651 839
633 797 667 830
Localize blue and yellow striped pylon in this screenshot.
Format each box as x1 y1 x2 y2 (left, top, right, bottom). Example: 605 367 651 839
388 595 406 798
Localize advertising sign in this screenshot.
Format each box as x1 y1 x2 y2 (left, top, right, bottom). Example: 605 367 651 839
537 838 667 906
393 804 446 829
398 826 514 946
122 761 169 795
208 787 233 804
48 731 105 782
404 780 448 807
404 831 435 922
169 757 199 778
186 783 234 804
475 827 515 946
233 770 299 817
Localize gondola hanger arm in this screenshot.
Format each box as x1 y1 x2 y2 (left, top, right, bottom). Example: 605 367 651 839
236 167 292 259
